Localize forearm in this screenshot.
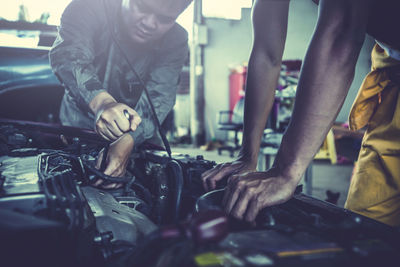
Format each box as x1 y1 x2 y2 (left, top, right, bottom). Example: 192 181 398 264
240 0 289 164
50 40 106 111
240 52 281 164
89 91 117 114
275 23 366 181
49 0 106 112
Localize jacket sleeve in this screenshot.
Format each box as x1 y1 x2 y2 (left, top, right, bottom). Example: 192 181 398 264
49 0 106 113
131 28 189 146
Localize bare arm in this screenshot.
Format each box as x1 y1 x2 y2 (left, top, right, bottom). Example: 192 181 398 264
223 0 372 221
241 0 290 163
275 0 371 181
201 0 290 190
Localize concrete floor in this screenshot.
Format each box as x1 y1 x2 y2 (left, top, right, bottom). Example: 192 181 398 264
172 145 354 208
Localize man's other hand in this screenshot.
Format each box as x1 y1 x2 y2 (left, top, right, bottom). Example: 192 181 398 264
94 133 134 189
222 168 297 222
201 160 256 191
95 102 141 141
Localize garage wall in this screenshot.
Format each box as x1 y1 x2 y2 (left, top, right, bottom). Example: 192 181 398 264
203 0 374 141
203 9 252 140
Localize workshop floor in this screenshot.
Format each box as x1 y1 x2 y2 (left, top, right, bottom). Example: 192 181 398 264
172 145 354 208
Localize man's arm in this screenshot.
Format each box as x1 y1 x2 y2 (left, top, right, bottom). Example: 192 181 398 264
50 0 107 114
95 26 188 187
50 0 139 141
274 0 371 180
201 0 290 190
241 0 289 165
224 0 373 221
130 25 189 146
50 0 140 184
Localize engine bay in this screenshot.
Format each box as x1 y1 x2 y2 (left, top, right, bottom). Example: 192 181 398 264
0 119 399 267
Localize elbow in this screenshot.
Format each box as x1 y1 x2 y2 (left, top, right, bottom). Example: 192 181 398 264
250 44 283 71
315 10 367 61
324 23 365 50
251 33 286 69
314 24 365 68
264 50 283 68
333 31 365 68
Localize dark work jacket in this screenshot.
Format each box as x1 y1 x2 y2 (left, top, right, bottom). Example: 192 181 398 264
50 0 188 146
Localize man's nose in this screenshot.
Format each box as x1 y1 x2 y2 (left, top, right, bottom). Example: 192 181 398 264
142 14 157 30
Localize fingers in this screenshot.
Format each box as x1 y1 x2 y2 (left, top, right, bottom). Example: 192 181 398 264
104 161 124 177
95 123 109 141
103 154 125 177
201 169 212 191
96 121 119 141
110 120 125 137
108 107 130 134
223 173 266 221
121 107 141 132
223 176 243 214
94 150 104 186
230 187 252 219
103 144 129 177
221 170 298 222
201 165 222 191
93 179 104 187
225 181 259 220
128 109 141 132
96 104 142 141
222 174 237 208
93 146 124 190
114 111 131 132
201 160 255 192
92 179 120 189
245 198 261 222
100 158 125 189
201 163 239 191
101 182 120 189
95 148 104 169
104 121 122 140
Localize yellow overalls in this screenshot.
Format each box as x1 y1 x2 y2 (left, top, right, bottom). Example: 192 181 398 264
345 44 400 226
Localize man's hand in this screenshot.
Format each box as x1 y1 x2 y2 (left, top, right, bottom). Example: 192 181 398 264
89 91 141 141
201 159 257 192
94 133 134 189
222 168 298 222
95 102 141 141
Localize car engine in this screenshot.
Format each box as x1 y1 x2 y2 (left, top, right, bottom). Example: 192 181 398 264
0 119 399 267
0 119 215 266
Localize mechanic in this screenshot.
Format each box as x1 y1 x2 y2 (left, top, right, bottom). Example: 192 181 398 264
50 0 191 188
202 0 400 226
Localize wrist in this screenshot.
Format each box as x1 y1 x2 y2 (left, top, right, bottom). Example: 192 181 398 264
274 162 303 184
240 135 263 166
89 91 117 115
111 133 134 153
273 150 307 184
121 133 134 147
237 148 258 168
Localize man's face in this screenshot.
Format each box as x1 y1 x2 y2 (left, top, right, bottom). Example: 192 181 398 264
122 0 184 43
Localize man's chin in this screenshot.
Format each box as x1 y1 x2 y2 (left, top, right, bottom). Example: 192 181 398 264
130 33 153 44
